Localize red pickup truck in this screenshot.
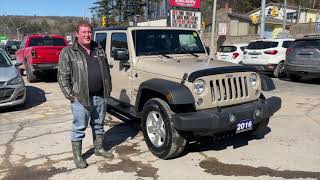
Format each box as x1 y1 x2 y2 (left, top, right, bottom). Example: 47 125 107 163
15 35 67 83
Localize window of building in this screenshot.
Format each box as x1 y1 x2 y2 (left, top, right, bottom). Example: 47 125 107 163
287 12 297 20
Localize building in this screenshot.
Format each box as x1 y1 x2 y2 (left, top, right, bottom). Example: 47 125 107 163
248 3 319 38
248 2 319 24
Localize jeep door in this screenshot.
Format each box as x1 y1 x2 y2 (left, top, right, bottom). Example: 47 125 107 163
107 31 132 104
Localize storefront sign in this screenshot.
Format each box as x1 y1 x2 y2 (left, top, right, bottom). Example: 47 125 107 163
170 10 201 30
169 0 201 9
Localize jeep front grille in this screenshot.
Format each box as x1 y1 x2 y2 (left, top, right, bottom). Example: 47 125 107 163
209 76 249 102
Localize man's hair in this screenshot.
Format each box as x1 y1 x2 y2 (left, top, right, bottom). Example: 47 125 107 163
76 21 93 32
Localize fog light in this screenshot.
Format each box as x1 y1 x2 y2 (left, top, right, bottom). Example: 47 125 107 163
229 114 236 123
255 109 262 118
255 90 260 97
197 98 204 106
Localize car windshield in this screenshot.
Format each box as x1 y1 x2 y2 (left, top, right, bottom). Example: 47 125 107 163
247 41 278 50
0 50 12 67
132 30 205 56
218 46 236 52
291 39 320 49
29 37 65 46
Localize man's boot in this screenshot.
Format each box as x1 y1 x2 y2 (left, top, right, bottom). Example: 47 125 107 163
71 141 88 169
94 134 114 158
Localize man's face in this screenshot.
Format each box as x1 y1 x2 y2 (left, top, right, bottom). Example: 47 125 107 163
76 26 92 46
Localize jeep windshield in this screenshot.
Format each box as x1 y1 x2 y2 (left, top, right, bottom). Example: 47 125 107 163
132 30 205 56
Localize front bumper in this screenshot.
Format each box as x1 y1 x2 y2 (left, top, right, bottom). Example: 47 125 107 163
285 64 320 76
0 85 26 108
173 97 281 133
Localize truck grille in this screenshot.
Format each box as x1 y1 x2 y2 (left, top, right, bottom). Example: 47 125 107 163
0 88 14 102
209 76 249 102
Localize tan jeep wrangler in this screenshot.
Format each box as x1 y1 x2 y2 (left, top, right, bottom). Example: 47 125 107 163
94 27 281 159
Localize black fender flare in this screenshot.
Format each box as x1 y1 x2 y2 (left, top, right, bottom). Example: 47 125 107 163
135 79 195 111
260 75 275 91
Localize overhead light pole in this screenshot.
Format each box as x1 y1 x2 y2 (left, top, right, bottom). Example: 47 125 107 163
260 0 266 39
283 0 287 31
210 0 217 59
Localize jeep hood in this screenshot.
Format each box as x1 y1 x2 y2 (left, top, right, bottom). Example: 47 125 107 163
135 58 244 80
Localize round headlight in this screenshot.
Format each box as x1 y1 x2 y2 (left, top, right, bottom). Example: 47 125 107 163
194 79 205 95
250 73 257 87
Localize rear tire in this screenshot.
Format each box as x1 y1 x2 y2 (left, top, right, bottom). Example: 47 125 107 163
141 98 187 159
26 63 38 83
287 73 301 82
273 62 285 78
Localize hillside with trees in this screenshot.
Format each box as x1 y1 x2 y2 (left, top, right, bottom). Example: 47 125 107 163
0 16 83 39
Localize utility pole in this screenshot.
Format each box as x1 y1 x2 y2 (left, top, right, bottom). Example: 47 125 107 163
16 25 25 40
210 0 217 59
283 0 287 31
260 0 266 39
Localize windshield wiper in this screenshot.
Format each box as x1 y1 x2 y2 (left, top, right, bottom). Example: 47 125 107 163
174 48 199 57
141 51 173 58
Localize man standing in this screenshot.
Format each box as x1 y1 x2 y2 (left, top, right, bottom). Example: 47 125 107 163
58 21 113 169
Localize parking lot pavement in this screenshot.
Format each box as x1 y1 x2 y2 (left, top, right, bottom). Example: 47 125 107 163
0 77 320 180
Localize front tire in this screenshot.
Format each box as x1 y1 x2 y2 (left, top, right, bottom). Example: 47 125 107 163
141 98 186 159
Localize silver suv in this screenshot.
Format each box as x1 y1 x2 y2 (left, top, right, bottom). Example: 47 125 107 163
285 36 320 81
94 27 281 159
0 49 26 108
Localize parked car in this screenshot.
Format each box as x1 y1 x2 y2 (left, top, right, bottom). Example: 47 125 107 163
0 49 26 108
242 38 294 78
216 43 248 64
4 40 21 60
15 35 67 83
285 36 320 81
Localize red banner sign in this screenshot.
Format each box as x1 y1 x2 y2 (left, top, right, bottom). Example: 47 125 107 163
169 0 201 9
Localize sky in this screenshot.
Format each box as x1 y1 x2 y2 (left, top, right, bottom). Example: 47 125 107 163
1 0 97 17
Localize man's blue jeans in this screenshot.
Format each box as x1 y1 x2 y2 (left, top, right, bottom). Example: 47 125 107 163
71 96 106 142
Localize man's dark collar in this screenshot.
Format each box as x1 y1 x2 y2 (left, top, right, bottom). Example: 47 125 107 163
72 38 99 52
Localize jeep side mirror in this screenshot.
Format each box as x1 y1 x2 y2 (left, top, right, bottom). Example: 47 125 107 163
114 49 129 61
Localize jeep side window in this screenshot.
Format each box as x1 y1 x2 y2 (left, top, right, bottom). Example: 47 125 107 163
110 33 128 58
95 32 107 51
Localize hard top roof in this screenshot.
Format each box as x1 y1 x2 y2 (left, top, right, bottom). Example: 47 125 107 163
94 26 199 32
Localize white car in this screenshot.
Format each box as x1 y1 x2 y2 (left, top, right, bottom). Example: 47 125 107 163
242 38 294 78
216 43 248 64
0 49 26 108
